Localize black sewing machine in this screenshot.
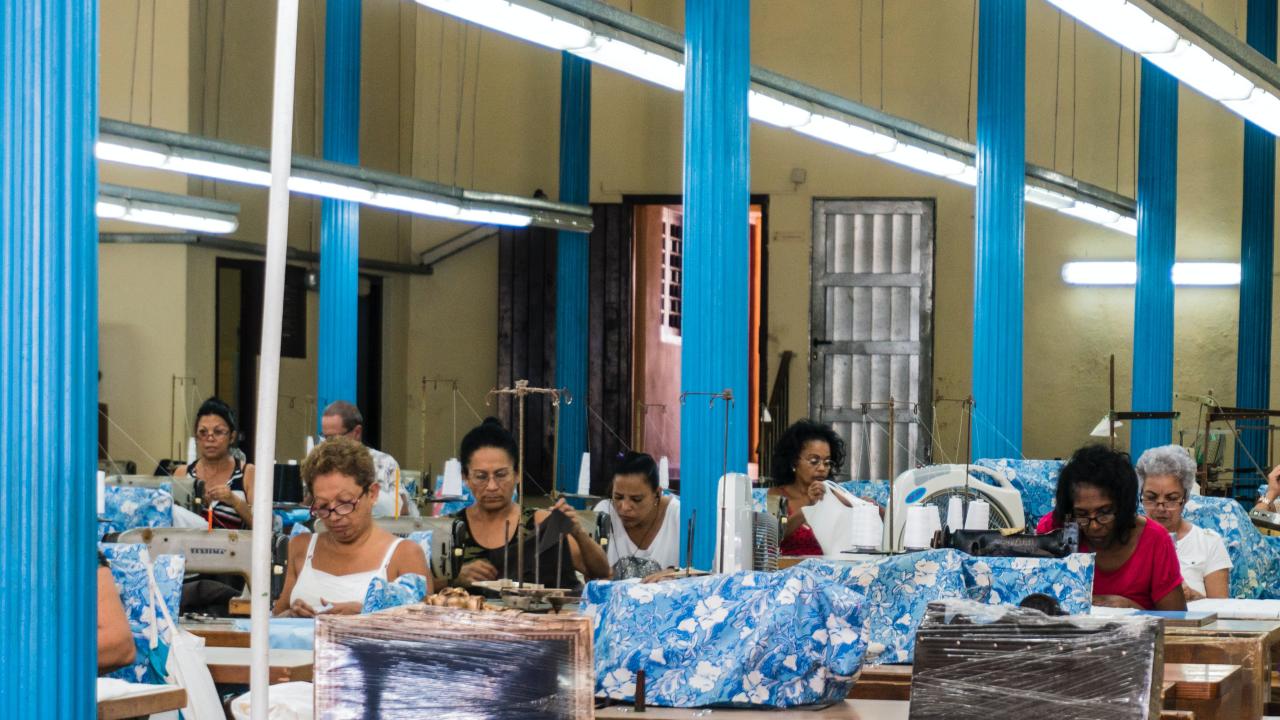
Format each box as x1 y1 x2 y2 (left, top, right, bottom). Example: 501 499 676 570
941 524 1079 558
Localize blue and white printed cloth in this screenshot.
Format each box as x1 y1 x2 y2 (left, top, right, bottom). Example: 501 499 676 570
974 458 1063 526
99 484 174 539
99 542 185 684
584 565 868 708
962 553 1094 614
362 573 429 614
406 530 434 570
799 549 968 664
1181 495 1280 599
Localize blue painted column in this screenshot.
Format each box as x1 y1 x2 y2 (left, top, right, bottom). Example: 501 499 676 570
971 0 1025 459
555 53 591 493
1234 0 1276 499
1131 61 1179 460
0 1 98 717
680 0 750 569
317 0 361 421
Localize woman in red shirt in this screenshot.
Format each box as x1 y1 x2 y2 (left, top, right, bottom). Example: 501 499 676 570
1037 444 1186 611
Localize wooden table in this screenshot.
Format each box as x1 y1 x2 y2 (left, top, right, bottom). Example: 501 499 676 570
228 597 251 616
597 699 909 719
1168 619 1280 717
97 684 188 720
1163 663 1245 719
183 619 250 647
205 646 314 685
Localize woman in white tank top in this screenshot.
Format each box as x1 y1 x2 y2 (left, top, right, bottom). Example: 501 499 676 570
275 437 430 616
594 452 681 579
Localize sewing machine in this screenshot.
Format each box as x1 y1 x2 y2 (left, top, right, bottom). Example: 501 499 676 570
106 474 195 508
117 527 254 584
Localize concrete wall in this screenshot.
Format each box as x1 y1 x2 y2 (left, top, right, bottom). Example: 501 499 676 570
95 0 1279 476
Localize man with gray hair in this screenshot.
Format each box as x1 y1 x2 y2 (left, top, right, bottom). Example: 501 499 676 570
320 400 416 517
1137 444 1231 600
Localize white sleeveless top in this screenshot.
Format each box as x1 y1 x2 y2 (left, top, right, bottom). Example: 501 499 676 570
290 533 403 609
596 496 682 570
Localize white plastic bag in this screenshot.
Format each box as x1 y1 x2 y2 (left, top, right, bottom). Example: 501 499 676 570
230 681 314 720
144 555 223 720
801 480 882 553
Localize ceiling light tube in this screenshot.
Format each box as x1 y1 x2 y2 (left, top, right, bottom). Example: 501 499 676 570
97 183 240 234
413 0 593 50
877 142 971 179
571 30 685 90
1062 260 1241 285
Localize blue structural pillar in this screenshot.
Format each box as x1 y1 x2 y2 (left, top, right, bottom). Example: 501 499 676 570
971 0 1025 459
1234 0 1276 499
317 0 362 421
1131 61 1179 460
555 53 591 493
680 0 750 569
0 1 98 717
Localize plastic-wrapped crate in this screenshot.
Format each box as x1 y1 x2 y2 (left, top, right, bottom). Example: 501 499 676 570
314 604 593 719
1164 629 1265 720
909 599 1163 720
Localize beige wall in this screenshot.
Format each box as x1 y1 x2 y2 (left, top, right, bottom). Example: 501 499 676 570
96 0 1280 475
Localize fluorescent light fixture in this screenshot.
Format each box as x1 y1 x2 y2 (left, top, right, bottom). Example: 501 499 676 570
1024 186 1076 209
1059 202 1123 226
1044 0 1280 139
794 114 897 155
96 119 592 231
748 90 813 128
1062 261 1241 286
413 0 593 50
97 183 240 234
572 33 684 91
877 142 970 178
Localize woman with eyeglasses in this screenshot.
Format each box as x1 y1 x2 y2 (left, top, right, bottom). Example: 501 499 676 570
1036 444 1186 610
769 419 868 556
274 437 430 616
451 418 611 590
1137 445 1231 601
174 397 256 529
594 451 682 580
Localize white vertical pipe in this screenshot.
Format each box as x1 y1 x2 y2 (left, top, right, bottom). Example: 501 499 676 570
250 1 299 717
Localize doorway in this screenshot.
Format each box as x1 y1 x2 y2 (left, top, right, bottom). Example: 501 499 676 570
630 197 768 485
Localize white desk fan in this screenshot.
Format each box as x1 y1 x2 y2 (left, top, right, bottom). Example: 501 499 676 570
885 464 1025 552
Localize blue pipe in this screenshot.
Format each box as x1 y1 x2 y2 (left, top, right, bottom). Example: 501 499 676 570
972 0 1026 459
317 0 362 423
680 0 750 569
1130 61 1178 461
1234 0 1276 499
0 0 99 715
555 53 591 493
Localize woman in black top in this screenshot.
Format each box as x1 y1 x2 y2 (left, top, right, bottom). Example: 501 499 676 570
175 397 256 528
451 419 610 590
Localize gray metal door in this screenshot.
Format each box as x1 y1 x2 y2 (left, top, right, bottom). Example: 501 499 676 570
810 199 935 481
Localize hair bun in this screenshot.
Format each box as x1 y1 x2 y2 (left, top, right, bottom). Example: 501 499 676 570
481 416 504 428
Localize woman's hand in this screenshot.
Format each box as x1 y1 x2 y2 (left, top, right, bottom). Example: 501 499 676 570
1181 583 1205 603
456 559 499 586
206 484 234 505
318 599 362 615
286 598 317 618
550 497 588 537
805 480 827 504
1261 465 1280 508
1092 594 1144 610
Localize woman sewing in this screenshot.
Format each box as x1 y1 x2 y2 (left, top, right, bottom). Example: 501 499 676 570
274 437 430 616
594 451 681 579
1037 444 1186 611
1137 445 1231 600
769 420 865 556
174 397 256 529
452 418 611 590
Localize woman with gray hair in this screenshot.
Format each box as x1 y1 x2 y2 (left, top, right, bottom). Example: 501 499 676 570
1137 445 1231 600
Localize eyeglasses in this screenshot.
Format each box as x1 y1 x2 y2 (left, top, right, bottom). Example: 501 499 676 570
196 428 230 440
468 468 513 487
801 456 833 469
1071 508 1117 527
310 490 367 519
1141 494 1185 509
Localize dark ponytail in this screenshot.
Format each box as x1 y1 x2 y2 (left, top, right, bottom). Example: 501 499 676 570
612 451 661 493
459 417 518 472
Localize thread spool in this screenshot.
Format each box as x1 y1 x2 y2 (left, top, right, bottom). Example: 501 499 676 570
96 470 106 516
850 504 882 550
965 500 991 530
305 434 315 456
576 452 591 496
186 436 198 465
903 505 935 550
946 496 965 532
658 457 670 490
442 458 463 496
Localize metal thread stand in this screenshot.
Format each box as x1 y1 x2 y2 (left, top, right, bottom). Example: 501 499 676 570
486 380 571 588
679 389 734 571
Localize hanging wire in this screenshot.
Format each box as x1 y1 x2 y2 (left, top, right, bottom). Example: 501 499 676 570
1052 13 1062 169
970 405 1028 461
101 407 168 474
451 24 470 186
435 15 446 183
1071 20 1079 177
147 0 157 126
966 0 977 141
470 32 482 189
129 0 143 123
878 0 885 110
589 404 634 452
857 0 864 101
1115 47 1125 193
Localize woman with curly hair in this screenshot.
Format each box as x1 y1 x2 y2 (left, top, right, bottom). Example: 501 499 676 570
1037 444 1185 610
768 419 854 556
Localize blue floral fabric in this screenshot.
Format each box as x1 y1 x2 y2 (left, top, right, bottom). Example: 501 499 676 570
231 618 315 649
973 458 1063 527
837 480 890 507
99 543 185 684
406 530 433 570
99 484 174 539
962 553 1094 614
799 549 967 664
584 565 867 708
363 573 429 614
1181 495 1280 599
